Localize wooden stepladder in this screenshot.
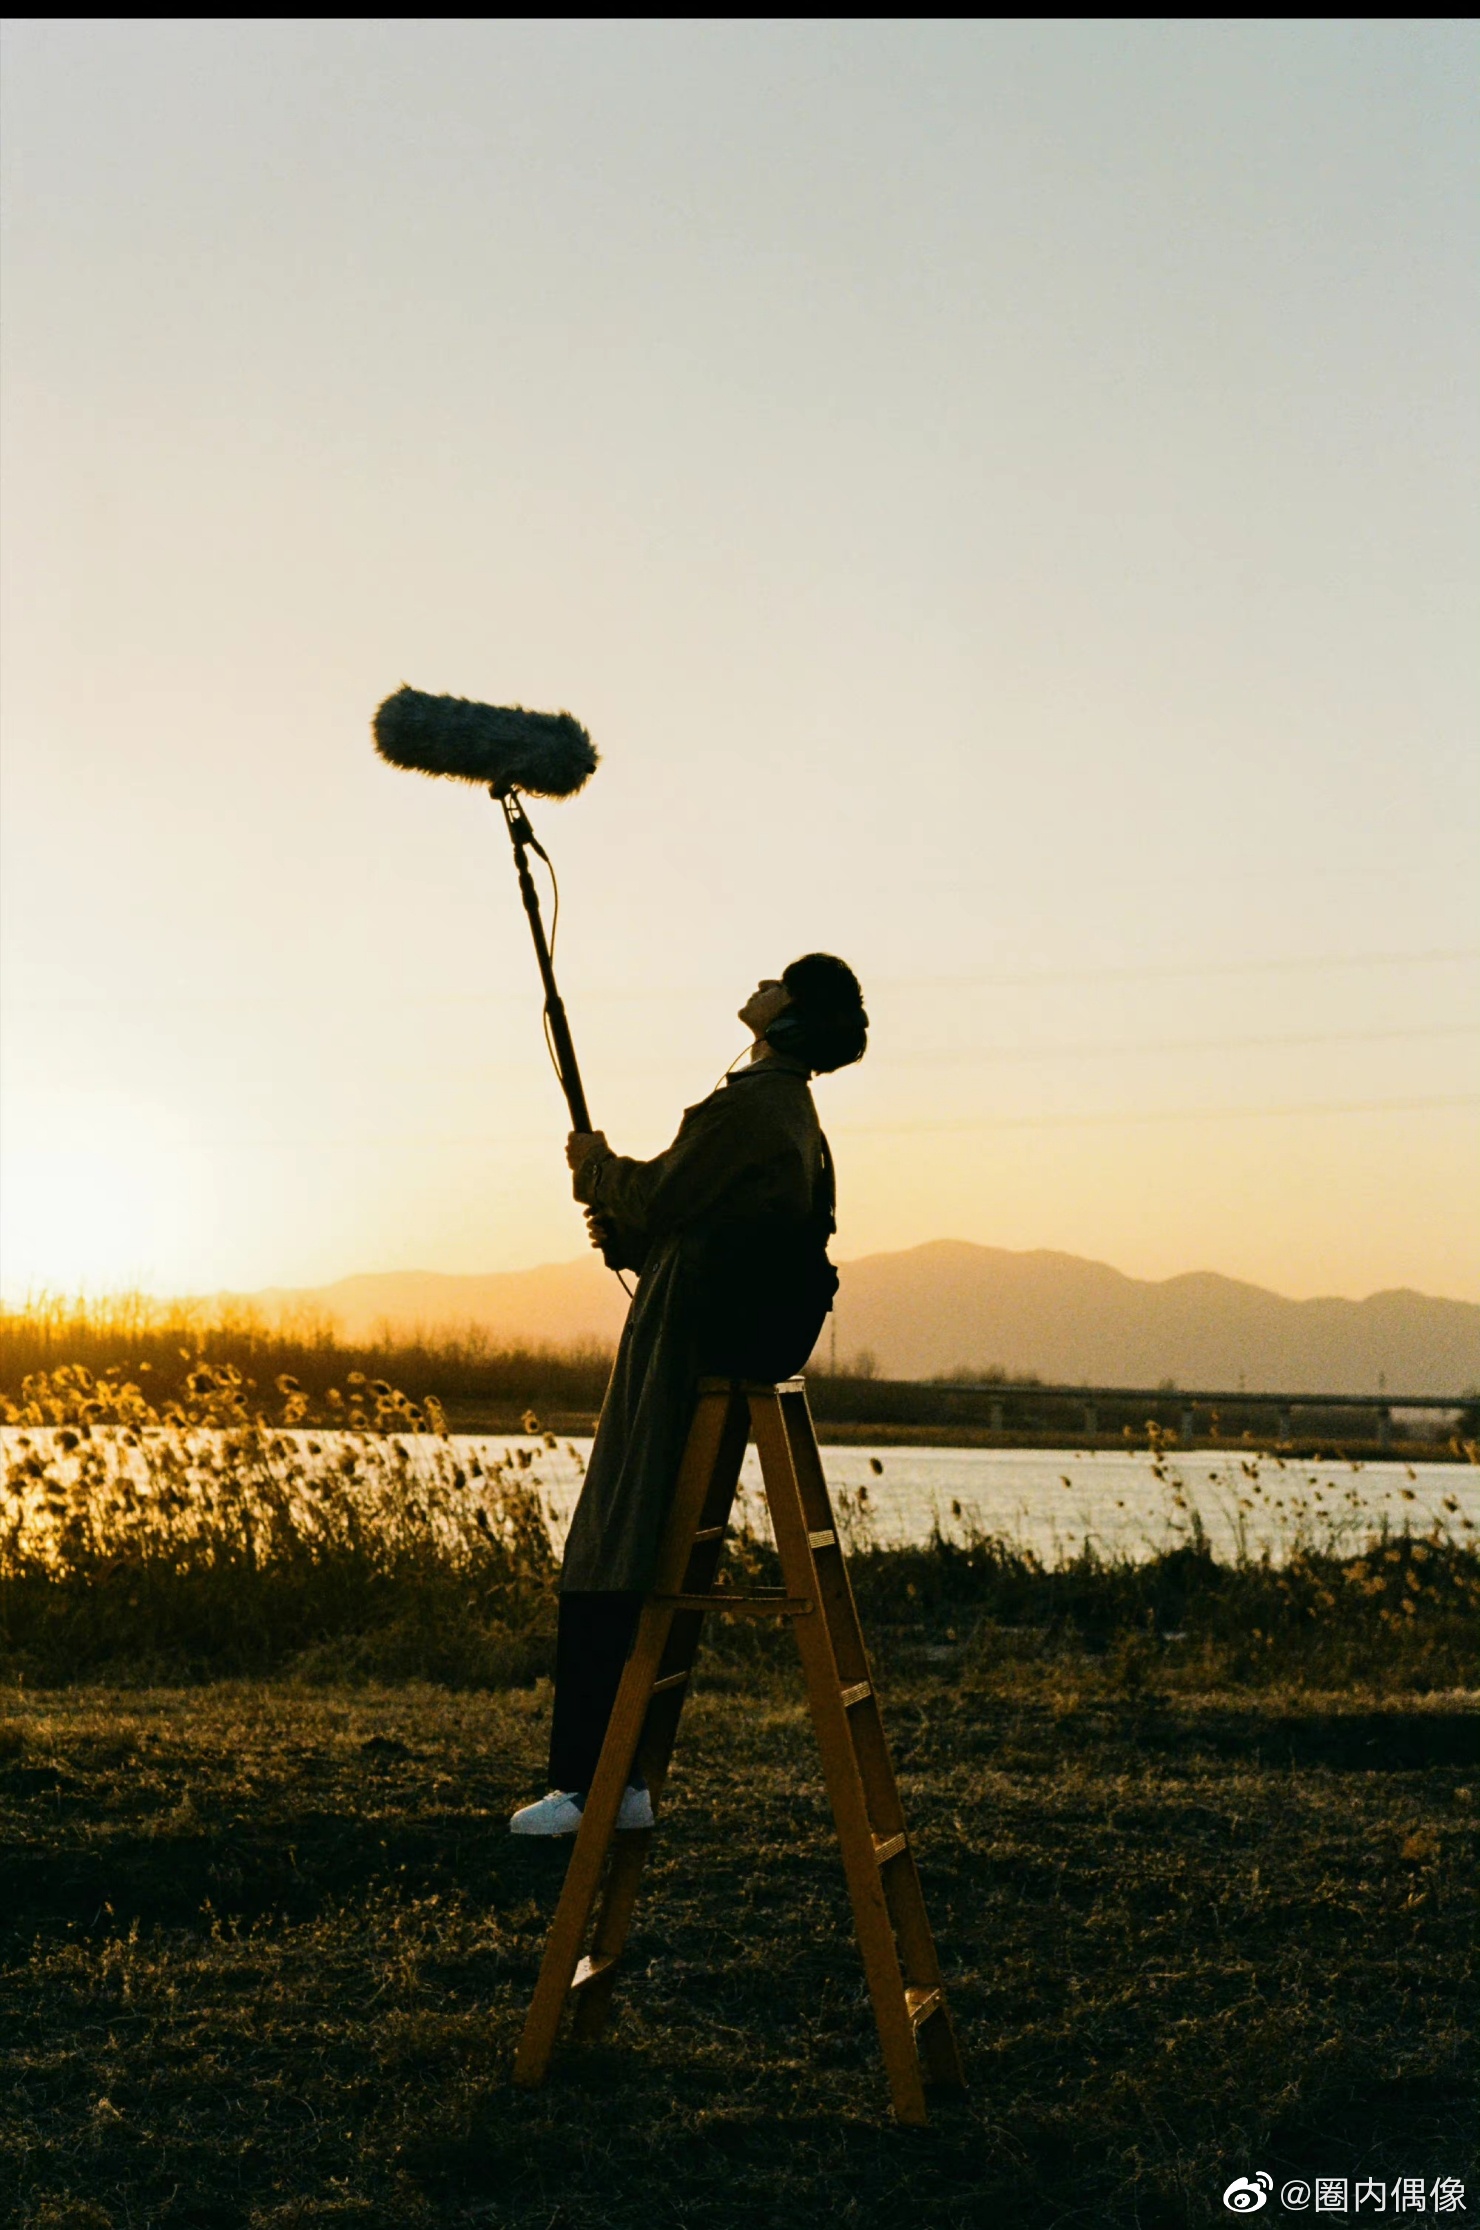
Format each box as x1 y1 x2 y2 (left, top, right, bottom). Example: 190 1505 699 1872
513 1376 965 2125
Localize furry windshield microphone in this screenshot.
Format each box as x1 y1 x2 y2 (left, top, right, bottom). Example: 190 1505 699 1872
370 678 618 1241
372 685 598 799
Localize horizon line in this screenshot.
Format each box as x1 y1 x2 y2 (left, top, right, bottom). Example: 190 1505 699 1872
4 1236 1477 1316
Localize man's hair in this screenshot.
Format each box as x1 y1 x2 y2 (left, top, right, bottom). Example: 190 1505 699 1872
774 952 869 1074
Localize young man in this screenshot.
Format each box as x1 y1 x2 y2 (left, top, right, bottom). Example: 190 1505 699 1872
511 952 868 1835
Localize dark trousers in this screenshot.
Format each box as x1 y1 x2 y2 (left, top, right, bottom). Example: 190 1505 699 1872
547 1590 643 1794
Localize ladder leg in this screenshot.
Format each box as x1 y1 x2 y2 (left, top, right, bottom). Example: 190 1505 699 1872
749 1388 925 2123
779 1387 967 2094
514 1385 749 2085
566 1616 681 2043
751 1384 966 2120
573 1388 750 2042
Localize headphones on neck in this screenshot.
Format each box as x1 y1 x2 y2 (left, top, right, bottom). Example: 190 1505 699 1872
763 1009 811 1058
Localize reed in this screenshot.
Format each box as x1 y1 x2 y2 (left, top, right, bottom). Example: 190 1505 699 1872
0 1292 615 1421
0 1359 562 1685
3 1356 1477 1691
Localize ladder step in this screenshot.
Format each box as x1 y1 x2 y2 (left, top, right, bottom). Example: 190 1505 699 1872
807 1527 837 1550
570 1954 618 1992
840 1681 872 1708
905 1986 942 2028
873 1832 908 1865
651 1670 689 1696
652 1591 813 1618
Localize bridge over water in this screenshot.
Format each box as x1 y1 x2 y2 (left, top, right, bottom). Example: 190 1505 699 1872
804 1376 1473 1451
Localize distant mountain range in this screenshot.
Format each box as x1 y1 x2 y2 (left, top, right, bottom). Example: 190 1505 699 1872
827 1242 1478 1396
239 1242 1479 1396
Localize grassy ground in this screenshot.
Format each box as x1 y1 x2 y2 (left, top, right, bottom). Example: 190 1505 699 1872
3 1651 1476 2230
4 1379 1476 2223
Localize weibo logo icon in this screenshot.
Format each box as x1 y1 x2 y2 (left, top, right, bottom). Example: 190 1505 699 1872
1224 2175 1274 2213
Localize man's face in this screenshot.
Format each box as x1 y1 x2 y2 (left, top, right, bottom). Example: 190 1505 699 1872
738 978 792 1036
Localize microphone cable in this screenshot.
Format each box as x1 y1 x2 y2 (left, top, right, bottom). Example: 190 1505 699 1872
510 799 634 1301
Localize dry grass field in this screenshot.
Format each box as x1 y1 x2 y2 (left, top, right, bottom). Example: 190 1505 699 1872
3 1662 1476 2230
2 1355 1477 2227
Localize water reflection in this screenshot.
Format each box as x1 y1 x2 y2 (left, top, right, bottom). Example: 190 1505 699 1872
453 1437 1478 1565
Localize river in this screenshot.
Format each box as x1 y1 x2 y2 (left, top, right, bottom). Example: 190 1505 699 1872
457 1436 1477 1566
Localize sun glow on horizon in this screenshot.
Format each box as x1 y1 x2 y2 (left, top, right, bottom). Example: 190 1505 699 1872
2 21 1476 1307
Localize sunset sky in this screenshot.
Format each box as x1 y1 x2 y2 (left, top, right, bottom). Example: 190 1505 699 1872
2 19 1477 1305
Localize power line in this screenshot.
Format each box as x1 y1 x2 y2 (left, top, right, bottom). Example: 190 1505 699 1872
17 1094 1471 1153
880 1024 1480 1066
868 946 1480 992
5 945 1478 1011
838 1094 1480 1136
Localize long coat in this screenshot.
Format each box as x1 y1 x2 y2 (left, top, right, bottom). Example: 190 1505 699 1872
561 1056 824 1593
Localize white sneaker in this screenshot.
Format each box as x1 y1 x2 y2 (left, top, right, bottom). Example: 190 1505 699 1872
617 1783 655 1831
510 1789 584 1837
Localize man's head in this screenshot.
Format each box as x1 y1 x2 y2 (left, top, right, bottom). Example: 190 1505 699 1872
738 954 868 1074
